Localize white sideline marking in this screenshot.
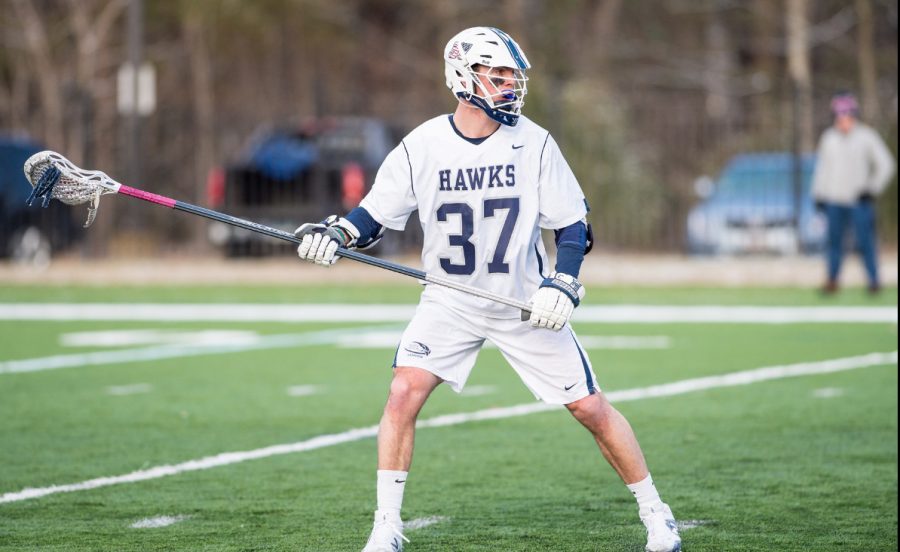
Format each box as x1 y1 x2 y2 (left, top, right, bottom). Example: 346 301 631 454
1 328 657 376
62 330 261 348
0 351 895 505
130 515 189 528
337 330 405 349
0 304 416 322
570 335 671 349
287 385 321 397
339 331 671 351
404 516 449 531
0 326 399 375
812 387 844 398
0 303 895 324
460 385 497 397
106 383 153 396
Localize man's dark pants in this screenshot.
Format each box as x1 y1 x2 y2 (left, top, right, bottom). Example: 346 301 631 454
824 200 879 288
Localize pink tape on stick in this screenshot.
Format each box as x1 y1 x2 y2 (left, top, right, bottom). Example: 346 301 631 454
118 185 177 208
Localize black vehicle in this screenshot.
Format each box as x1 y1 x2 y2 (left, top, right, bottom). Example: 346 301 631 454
0 135 81 265
206 117 415 256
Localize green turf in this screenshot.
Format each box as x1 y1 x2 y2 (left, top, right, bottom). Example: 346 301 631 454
0 286 896 551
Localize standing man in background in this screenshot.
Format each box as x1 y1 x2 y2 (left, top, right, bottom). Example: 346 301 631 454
811 92 895 294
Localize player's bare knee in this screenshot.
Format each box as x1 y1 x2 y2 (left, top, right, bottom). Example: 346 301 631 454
386 376 415 404
566 393 614 429
384 367 435 417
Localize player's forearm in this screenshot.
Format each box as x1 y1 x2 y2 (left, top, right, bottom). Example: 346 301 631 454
345 207 385 245
554 221 588 277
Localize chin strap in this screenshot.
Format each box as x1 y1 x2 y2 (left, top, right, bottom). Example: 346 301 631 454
458 92 521 126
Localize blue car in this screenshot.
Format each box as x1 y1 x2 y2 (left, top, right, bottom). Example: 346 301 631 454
686 153 826 255
0 134 80 265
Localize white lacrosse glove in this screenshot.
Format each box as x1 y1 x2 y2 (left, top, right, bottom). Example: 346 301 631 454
294 215 360 266
528 272 585 331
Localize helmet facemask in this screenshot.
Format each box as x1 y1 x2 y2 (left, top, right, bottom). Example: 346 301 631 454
458 65 528 127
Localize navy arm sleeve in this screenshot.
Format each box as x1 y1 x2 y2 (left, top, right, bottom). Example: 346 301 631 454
553 221 588 278
344 207 384 245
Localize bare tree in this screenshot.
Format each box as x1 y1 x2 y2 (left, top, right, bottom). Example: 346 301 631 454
66 0 127 168
1 45 31 131
181 10 216 204
704 9 736 124
855 0 879 121
751 0 779 140
587 0 623 73
786 0 814 152
12 0 65 149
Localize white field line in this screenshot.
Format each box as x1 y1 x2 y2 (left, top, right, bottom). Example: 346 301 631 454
677 520 713 531
1 329 663 376
0 350 895 505
404 516 449 531
460 385 497 397
812 387 845 399
130 515 189 528
106 383 153 396
56 328 667 356
0 326 400 375
61 329 261 347
577 335 671 349
337 330 408 349
338 331 671 351
0 304 416 322
0 303 896 324
286 385 321 397
127 510 447 532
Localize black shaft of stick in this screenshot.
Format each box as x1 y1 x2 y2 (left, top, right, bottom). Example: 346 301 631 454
172 201 427 280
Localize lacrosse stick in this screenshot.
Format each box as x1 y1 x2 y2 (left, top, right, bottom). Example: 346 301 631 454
23 151 532 320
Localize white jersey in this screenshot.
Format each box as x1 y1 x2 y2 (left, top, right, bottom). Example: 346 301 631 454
360 114 587 318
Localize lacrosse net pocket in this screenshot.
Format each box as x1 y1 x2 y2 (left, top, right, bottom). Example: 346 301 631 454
24 151 123 227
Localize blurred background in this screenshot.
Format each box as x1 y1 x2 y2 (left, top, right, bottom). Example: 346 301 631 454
0 0 897 269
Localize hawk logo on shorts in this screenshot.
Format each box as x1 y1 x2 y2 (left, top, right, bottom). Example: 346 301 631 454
404 341 432 357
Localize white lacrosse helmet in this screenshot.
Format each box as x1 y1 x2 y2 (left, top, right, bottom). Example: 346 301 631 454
444 27 531 126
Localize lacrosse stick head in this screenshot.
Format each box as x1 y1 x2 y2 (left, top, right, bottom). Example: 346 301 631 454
23 151 122 227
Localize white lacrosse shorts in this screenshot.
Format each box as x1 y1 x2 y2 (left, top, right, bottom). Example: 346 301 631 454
393 297 600 404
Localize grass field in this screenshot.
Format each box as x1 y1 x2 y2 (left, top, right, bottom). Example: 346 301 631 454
0 284 896 551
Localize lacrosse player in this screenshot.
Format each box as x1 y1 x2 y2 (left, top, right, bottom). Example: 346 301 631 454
294 27 682 552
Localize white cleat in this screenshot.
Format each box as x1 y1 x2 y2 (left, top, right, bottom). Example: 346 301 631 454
640 502 682 552
362 510 409 552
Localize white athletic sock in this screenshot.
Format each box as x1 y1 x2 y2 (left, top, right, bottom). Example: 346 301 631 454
627 473 662 510
376 470 408 515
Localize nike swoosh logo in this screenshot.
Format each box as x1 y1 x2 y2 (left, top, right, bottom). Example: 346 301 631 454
394 479 406 484
512 144 524 149
564 383 577 391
